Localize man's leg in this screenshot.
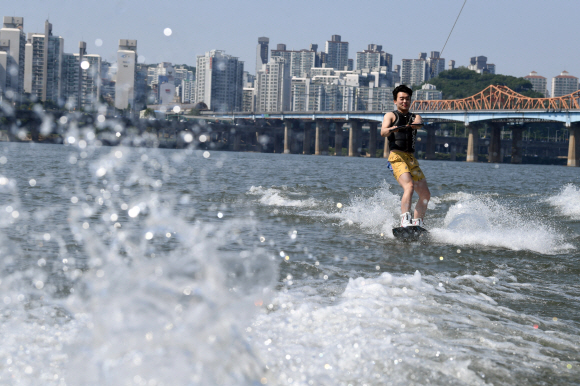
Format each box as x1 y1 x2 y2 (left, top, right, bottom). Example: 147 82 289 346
397 172 414 214
413 178 431 220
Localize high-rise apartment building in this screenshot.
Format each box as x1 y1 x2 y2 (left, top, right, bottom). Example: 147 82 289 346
401 58 428 86
468 56 495 74
242 87 255 111
524 71 549 97
0 16 26 97
271 44 316 78
24 21 64 103
255 56 291 112
195 50 243 112
256 37 269 75
325 35 349 70
426 51 445 78
551 71 578 97
356 44 393 72
62 41 101 110
115 39 137 110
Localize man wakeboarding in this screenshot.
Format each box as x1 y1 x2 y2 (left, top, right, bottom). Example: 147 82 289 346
381 85 431 231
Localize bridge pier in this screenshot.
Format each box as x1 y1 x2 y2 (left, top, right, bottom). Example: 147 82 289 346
349 121 361 157
511 126 523 164
233 130 241 151
303 122 312 155
284 120 293 154
315 120 329 155
369 122 377 158
568 125 579 167
466 123 480 162
425 124 436 160
334 122 343 156
488 122 502 163
450 144 457 161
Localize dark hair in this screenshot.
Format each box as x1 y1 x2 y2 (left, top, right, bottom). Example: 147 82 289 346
392 84 413 100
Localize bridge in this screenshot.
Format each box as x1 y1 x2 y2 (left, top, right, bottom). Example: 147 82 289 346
200 85 580 166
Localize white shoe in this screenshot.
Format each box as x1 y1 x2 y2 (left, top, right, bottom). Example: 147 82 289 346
400 212 412 228
412 218 424 227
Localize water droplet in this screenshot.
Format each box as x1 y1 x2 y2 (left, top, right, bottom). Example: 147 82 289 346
199 134 207 142
439 256 444 260
128 206 140 218
43 233 50 241
29 179 36 187
80 61 90 70
336 202 342 208
59 116 68 124
173 105 181 113
203 151 210 159
95 38 103 47
145 232 153 240
163 28 172 36
183 133 193 143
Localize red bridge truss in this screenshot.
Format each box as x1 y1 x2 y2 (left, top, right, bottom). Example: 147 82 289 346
411 85 580 111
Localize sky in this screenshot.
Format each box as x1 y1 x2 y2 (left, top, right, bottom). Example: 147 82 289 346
5 0 579 80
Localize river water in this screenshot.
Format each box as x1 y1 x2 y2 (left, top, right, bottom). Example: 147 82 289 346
0 140 578 385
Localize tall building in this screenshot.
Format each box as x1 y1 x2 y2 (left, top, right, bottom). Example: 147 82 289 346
0 16 26 97
426 51 445 78
524 71 549 97
356 44 393 72
325 35 349 70
242 87 255 111
271 44 316 78
23 21 64 103
468 56 495 74
356 86 393 111
255 56 291 112
115 39 137 110
448 60 455 70
400 58 428 86
552 71 578 97
195 50 243 112
256 37 269 75
62 41 101 110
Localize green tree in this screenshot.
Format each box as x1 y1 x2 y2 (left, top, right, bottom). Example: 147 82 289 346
416 68 545 99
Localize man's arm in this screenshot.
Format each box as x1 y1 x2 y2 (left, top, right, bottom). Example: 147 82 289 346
413 114 423 125
380 112 396 137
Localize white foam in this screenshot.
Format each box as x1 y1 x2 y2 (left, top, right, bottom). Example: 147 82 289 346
545 183 580 220
430 196 574 254
248 186 316 207
327 181 400 237
251 270 577 385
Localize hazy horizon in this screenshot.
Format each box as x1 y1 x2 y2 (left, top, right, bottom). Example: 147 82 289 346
6 0 580 80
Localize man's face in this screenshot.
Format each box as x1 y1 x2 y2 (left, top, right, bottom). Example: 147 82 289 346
395 92 411 111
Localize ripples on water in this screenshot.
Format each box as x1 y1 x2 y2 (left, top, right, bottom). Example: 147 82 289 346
0 131 579 385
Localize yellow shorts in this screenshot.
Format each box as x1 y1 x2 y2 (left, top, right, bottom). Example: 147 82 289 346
387 150 425 182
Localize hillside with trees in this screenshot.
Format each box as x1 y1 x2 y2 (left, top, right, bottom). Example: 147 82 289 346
417 68 545 99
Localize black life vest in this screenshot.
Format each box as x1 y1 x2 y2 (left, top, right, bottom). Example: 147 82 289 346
387 110 417 153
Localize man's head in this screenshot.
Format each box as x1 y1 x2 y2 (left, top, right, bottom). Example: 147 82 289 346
392 85 413 112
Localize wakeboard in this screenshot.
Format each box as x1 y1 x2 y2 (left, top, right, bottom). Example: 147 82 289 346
392 226 428 241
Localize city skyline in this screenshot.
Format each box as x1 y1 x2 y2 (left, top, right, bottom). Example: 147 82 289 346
6 0 580 80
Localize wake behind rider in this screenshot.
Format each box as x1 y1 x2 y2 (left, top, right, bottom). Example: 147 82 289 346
380 85 431 228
